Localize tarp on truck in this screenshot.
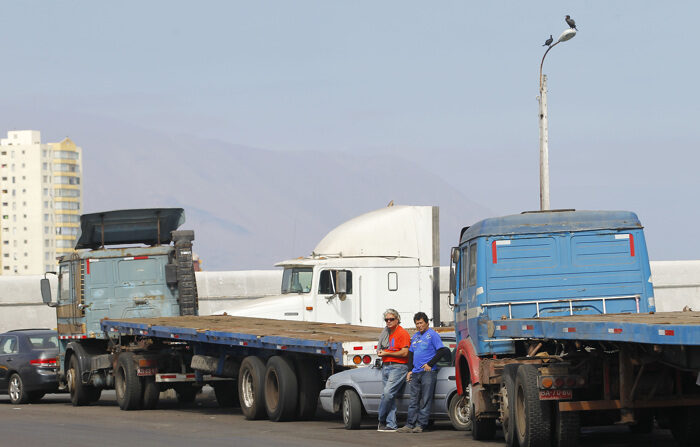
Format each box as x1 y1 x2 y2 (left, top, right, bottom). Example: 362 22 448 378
74 208 185 249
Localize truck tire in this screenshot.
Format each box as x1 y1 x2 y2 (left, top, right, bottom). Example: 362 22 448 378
501 366 518 446
142 376 160 410
670 406 700 446
296 360 320 420
448 393 471 431
214 381 239 407
239 356 267 420
67 355 95 406
515 364 552 447
8 373 30 404
264 356 299 422
553 406 579 447
115 352 143 411
470 384 496 440
342 389 362 430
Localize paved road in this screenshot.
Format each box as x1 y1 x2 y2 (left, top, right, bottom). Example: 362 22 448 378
0 389 681 447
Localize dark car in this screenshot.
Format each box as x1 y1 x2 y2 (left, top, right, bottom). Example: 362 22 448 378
0 329 61 404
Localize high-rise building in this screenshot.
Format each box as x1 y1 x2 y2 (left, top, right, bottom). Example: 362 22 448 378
0 130 83 275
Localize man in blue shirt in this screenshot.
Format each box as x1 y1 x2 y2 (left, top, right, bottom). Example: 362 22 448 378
397 312 450 433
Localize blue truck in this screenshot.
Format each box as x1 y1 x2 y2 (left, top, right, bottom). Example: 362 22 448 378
450 210 700 447
41 208 379 422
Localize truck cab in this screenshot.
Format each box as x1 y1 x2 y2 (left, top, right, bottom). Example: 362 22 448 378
40 208 198 404
221 205 441 327
452 209 654 387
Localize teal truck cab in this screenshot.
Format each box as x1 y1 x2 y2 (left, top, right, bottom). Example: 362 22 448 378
450 210 700 447
41 208 198 405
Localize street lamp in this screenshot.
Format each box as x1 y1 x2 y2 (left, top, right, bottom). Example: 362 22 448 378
538 28 576 210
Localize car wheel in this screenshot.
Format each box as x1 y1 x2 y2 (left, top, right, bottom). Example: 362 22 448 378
342 389 362 430
9 373 30 404
448 394 472 431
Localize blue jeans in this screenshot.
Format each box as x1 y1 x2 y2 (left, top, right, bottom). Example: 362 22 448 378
378 363 409 429
407 370 438 428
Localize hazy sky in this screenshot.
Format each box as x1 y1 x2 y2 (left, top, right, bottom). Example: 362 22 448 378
2 1 699 261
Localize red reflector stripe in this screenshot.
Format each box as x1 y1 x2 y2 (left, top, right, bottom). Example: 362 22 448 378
30 359 57 365
86 259 90 275
496 325 507 331
160 375 176 379
563 327 576 333
522 325 534 331
134 256 148 260
659 329 675 336
353 346 363 351
186 374 195 379
629 234 635 257
608 328 623 334
492 241 498 264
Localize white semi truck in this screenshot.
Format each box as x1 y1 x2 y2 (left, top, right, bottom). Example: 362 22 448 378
220 205 443 327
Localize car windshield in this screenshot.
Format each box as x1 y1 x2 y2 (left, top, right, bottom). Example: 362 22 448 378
281 267 313 294
28 335 58 349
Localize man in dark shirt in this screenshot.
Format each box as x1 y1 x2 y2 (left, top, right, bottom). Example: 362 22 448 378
397 312 450 433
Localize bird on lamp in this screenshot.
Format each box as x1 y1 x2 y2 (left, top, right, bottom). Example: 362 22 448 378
565 15 578 30
543 35 553 46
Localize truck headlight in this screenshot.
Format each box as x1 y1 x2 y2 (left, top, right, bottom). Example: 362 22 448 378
325 379 332 389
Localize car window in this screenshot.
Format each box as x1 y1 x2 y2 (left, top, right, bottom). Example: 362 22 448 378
0 336 18 354
437 338 457 367
28 335 58 349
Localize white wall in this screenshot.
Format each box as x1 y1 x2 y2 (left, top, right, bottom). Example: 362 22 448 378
1 262 699 333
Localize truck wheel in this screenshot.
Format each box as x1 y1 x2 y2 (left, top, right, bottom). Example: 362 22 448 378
501 367 517 446
214 381 239 407
8 373 30 404
296 360 320 420
67 355 93 406
239 356 267 420
175 385 200 403
470 384 496 440
448 394 471 431
264 356 298 422
670 406 700 446
115 352 143 411
515 364 552 447
142 376 160 410
553 407 579 447
341 389 362 430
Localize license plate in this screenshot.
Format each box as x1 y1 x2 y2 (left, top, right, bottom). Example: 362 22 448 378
137 367 157 377
539 389 572 400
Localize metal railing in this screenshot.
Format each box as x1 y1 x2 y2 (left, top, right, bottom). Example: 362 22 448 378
481 294 641 319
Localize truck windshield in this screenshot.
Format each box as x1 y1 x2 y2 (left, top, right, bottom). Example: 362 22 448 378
281 267 313 294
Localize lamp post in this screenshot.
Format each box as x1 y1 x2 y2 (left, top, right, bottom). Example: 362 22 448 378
538 28 576 210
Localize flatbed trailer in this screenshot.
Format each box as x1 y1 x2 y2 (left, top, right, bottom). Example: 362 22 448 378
97 315 381 422
101 315 381 368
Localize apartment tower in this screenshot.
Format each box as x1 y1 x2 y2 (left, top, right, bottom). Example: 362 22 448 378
0 130 83 275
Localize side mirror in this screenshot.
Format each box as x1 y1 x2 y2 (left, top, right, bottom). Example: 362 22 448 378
451 247 460 264
449 267 456 307
40 277 57 307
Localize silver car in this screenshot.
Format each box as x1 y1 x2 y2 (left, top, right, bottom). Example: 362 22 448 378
319 334 470 431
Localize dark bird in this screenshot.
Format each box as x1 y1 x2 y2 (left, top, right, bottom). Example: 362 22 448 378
565 15 578 30
543 35 553 46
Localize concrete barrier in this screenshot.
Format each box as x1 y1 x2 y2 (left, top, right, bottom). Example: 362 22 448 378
1 262 699 333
